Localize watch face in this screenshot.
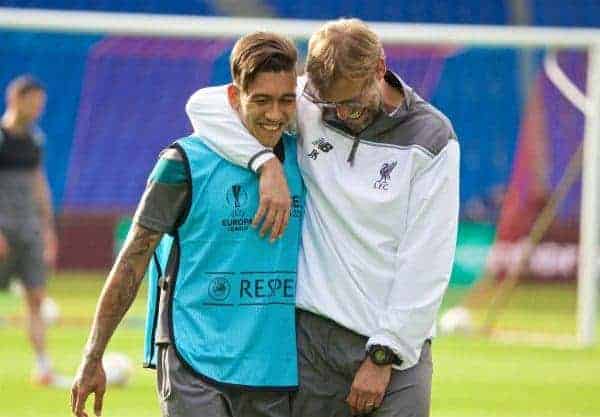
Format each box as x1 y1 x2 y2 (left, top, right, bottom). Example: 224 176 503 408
373 348 388 364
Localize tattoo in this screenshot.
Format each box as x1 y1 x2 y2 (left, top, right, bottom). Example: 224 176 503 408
84 224 162 360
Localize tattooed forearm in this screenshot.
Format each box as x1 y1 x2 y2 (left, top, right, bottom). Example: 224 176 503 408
83 224 162 360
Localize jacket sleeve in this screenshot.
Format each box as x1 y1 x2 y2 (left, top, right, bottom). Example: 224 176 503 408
367 139 460 370
185 85 275 172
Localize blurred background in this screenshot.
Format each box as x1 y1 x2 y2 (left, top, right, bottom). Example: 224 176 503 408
0 1 599 416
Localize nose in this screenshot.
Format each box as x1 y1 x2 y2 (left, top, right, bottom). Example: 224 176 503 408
265 102 284 121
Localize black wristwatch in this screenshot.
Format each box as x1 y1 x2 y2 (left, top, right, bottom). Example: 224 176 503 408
367 345 402 366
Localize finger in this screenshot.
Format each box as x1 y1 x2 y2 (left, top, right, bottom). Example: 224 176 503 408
364 399 377 414
356 394 369 415
346 400 359 416
346 389 360 415
75 391 89 417
359 391 379 415
375 391 385 408
70 387 77 413
271 209 290 241
259 209 277 238
280 209 290 236
369 391 385 413
252 203 267 227
94 389 105 416
269 211 285 242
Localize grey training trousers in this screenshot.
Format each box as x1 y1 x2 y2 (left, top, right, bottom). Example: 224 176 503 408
293 309 433 417
156 344 293 417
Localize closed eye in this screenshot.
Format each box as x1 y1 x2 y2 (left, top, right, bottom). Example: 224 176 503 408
252 97 270 105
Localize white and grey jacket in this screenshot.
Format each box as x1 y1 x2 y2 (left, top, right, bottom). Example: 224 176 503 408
186 73 460 370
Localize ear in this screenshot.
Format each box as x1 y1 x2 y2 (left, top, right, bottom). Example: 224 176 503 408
227 84 241 111
375 57 386 80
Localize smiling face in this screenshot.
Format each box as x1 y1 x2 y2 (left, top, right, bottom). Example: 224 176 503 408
317 75 383 133
228 70 297 148
305 19 387 134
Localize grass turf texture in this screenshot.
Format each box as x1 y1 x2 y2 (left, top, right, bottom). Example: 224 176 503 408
0 273 598 417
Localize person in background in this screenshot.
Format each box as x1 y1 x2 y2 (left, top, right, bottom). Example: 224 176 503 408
0 75 62 386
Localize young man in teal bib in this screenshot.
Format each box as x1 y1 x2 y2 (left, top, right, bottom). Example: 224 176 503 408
71 32 304 417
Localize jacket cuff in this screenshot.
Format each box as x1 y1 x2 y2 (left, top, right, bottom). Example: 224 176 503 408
367 333 414 370
248 150 276 173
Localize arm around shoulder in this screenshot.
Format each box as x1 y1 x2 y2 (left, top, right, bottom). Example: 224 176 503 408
186 86 274 172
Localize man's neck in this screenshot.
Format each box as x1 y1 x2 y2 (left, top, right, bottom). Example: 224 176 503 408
381 81 404 114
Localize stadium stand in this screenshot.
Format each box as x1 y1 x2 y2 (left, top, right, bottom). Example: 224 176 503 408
0 0 593 270
3 0 600 27
0 0 216 15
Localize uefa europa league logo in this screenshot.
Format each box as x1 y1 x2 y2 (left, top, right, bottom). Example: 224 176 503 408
231 184 242 208
226 183 248 216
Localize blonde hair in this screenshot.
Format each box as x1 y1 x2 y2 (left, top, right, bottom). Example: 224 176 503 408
230 31 298 92
306 18 383 94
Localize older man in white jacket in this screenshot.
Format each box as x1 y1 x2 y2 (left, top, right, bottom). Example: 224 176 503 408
186 18 459 417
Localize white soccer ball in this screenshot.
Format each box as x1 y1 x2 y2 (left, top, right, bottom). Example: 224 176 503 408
438 306 474 335
9 281 24 296
41 296 61 326
103 352 133 386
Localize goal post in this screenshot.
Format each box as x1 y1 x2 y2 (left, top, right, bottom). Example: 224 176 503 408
578 43 600 347
1 6 600 46
0 7 598 346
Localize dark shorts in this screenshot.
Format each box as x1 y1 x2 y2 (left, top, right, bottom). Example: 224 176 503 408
156 344 293 417
293 309 433 417
0 227 46 290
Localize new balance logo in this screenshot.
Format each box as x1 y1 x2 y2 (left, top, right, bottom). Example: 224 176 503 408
307 149 319 160
306 138 333 160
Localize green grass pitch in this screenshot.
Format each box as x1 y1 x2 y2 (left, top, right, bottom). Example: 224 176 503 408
0 273 598 417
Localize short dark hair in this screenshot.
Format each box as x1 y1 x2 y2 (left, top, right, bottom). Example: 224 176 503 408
230 32 298 92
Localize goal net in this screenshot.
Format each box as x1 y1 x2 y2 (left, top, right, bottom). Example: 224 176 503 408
0 8 598 346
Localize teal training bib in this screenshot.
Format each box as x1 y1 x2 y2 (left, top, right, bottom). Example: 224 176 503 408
144 133 304 389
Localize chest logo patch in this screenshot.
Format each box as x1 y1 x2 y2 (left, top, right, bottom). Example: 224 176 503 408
306 138 333 160
222 184 252 232
209 277 231 301
374 161 398 191
226 184 248 209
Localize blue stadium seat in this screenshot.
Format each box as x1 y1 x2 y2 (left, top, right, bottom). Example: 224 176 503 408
262 0 508 24
0 0 216 15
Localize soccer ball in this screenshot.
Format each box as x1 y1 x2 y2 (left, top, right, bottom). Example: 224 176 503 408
103 352 133 386
9 281 24 296
438 306 474 335
41 296 61 326
10 285 61 327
